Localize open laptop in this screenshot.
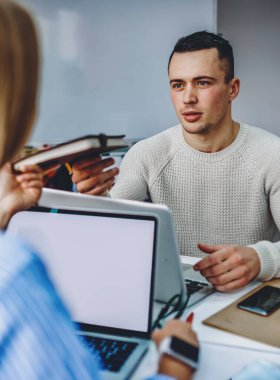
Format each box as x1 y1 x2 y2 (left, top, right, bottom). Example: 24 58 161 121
7 209 157 380
38 188 214 307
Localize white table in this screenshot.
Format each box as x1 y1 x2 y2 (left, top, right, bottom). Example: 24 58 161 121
133 256 280 380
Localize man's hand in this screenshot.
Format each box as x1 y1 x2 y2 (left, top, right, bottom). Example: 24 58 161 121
0 163 43 229
194 243 261 292
152 319 198 380
71 156 119 196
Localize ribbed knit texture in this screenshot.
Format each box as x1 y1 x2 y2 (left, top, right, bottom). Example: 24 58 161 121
111 124 280 281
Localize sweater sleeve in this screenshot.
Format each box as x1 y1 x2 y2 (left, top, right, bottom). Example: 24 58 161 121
249 241 280 281
110 141 149 201
0 234 102 380
249 152 280 281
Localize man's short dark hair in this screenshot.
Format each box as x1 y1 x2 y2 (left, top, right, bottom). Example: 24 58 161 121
168 31 234 83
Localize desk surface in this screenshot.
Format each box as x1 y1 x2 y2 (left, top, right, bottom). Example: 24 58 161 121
133 256 280 380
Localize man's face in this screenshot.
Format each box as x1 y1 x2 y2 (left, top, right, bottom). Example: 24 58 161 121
168 48 235 136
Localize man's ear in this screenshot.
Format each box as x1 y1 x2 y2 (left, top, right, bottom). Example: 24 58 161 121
228 77 240 102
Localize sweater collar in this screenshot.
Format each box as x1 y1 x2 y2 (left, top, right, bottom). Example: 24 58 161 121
176 123 249 162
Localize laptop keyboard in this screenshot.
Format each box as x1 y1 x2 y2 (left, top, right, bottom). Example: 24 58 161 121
185 279 209 294
82 336 139 372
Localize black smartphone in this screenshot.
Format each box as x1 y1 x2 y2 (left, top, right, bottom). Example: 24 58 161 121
237 285 280 316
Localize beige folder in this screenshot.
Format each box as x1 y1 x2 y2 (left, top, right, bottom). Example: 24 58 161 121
203 279 280 348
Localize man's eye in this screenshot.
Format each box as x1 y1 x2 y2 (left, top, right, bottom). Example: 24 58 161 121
171 83 183 89
195 81 209 87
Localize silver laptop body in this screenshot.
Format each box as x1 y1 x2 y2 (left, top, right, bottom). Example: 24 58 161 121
38 188 214 307
7 208 157 380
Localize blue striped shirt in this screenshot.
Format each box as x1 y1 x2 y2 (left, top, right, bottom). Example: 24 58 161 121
0 232 171 380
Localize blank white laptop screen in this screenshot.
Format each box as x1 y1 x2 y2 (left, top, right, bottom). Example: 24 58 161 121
8 210 156 333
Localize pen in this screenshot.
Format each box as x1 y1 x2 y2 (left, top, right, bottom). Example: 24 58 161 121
186 312 194 324
65 162 73 175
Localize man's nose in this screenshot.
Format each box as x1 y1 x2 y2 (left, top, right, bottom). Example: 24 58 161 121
183 85 197 104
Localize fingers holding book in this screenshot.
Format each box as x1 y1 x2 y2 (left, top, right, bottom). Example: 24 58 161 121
72 156 119 196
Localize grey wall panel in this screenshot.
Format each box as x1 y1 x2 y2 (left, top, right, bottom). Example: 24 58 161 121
218 0 280 136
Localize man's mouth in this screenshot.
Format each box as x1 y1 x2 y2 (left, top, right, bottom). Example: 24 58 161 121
182 111 202 122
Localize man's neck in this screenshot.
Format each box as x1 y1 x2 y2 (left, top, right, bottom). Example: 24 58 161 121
182 121 240 153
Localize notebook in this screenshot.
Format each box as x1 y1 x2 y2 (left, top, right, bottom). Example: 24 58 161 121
12 134 127 173
7 209 157 380
38 188 214 307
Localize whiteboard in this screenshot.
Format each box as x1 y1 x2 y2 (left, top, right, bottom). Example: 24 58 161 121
26 0 216 143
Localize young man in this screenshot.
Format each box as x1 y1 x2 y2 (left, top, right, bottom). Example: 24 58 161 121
72 31 280 292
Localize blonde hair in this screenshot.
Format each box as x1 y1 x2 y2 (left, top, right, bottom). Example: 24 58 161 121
0 0 40 166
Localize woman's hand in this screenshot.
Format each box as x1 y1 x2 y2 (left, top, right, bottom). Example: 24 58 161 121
0 163 43 229
153 319 199 380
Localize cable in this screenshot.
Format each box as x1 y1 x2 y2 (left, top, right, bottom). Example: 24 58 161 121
174 284 197 319
152 293 182 330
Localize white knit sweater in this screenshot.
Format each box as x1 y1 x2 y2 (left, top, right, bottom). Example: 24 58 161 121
110 124 280 281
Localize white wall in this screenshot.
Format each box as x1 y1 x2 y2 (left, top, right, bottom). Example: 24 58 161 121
218 0 280 136
25 0 216 144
